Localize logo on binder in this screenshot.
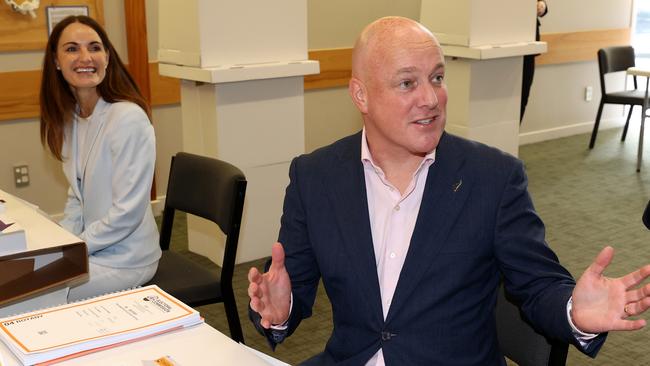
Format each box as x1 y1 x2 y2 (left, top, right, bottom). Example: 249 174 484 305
143 295 172 313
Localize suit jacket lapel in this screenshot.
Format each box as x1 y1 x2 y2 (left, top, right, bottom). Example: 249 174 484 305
326 133 384 321
386 133 472 323
79 98 109 186
62 119 82 200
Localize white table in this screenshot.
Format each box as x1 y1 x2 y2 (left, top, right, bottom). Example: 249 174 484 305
626 67 649 172
0 323 288 366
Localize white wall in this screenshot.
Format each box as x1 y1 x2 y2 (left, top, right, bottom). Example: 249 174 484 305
0 0 635 215
305 0 637 149
304 0 422 151
0 1 181 215
520 0 634 144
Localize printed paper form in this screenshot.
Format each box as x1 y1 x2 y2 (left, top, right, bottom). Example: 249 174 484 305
0 323 278 366
0 286 200 354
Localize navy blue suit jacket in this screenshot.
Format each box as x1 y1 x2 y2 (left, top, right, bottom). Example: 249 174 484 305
255 132 605 365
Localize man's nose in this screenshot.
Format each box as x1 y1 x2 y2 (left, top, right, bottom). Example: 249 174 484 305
418 83 438 109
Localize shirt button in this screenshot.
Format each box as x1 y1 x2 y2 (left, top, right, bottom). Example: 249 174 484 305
389 252 396 259
394 205 400 211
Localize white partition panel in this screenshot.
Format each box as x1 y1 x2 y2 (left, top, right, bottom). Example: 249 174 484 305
159 0 318 264
421 0 545 156
159 0 308 68
420 0 535 47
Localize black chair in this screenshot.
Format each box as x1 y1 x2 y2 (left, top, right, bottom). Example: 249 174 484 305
589 46 648 149
496 282 568 366
146 152 247 343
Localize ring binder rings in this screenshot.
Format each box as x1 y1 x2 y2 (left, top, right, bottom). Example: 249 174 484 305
0 285 202 365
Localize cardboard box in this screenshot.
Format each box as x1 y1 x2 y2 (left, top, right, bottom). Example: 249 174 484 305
158 0 308 68
0 215 26 257
420 0 536 47
0 190 88 307
0 243 87 306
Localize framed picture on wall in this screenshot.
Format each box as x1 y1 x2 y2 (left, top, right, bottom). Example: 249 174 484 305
0 0 103 52
46 5 88 36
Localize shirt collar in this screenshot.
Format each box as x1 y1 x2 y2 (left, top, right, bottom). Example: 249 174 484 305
360 127 436 171
75 97 109 119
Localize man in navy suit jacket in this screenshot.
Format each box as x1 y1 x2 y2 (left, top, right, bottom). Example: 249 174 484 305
248 16 650 365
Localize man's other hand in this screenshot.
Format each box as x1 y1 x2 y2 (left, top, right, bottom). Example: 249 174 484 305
248 242 292 328
571 246 650 333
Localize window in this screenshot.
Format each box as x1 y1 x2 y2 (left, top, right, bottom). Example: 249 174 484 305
633 0 650 59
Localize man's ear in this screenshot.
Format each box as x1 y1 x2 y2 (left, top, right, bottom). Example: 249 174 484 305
349 77 368 114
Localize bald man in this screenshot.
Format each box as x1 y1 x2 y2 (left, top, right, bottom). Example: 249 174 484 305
248 17 650 365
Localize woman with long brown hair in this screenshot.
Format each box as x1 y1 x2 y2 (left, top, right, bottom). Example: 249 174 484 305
40 15 160 302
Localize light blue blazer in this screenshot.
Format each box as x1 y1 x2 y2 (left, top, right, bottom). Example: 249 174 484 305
59 98 161 269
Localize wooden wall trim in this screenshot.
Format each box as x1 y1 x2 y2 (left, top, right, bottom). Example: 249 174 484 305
0 63 177 121
305 29 632 88
537 28 630 65
123 0 155 198
305 48 352 90
0 69 41 121
124 0 152 103
0 28 632 122
149 63 180 106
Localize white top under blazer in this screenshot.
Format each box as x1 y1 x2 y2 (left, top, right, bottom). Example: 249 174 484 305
59 97 161 269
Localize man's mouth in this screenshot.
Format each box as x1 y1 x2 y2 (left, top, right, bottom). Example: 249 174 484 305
414 118 433 125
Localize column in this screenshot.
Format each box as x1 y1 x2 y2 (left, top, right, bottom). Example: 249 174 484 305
158 0 319 264
420 0 546 156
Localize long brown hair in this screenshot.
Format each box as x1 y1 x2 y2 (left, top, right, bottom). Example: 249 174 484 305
40 15 151 161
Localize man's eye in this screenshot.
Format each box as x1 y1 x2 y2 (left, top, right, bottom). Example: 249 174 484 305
432 75 444 83
399 80 414 89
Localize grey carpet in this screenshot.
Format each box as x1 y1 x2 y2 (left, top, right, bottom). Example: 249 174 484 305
161 127 650 365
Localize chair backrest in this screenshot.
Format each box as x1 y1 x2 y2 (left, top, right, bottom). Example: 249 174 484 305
597 46 637 94
160 152 247 279
496 282 568 366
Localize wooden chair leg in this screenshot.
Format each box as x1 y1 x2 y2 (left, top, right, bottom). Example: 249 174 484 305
622 105 634 142
589 101 605 149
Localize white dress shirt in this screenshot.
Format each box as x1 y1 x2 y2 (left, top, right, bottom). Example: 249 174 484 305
359 129 595 365
361 129 435 366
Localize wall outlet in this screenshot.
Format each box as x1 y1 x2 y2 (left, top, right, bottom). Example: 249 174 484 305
584 86 593 102
13 165 29 188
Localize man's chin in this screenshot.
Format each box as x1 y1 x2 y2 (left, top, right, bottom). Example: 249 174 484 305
414 134 443 154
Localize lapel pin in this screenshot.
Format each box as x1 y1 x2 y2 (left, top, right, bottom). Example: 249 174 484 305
452 179 462 192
